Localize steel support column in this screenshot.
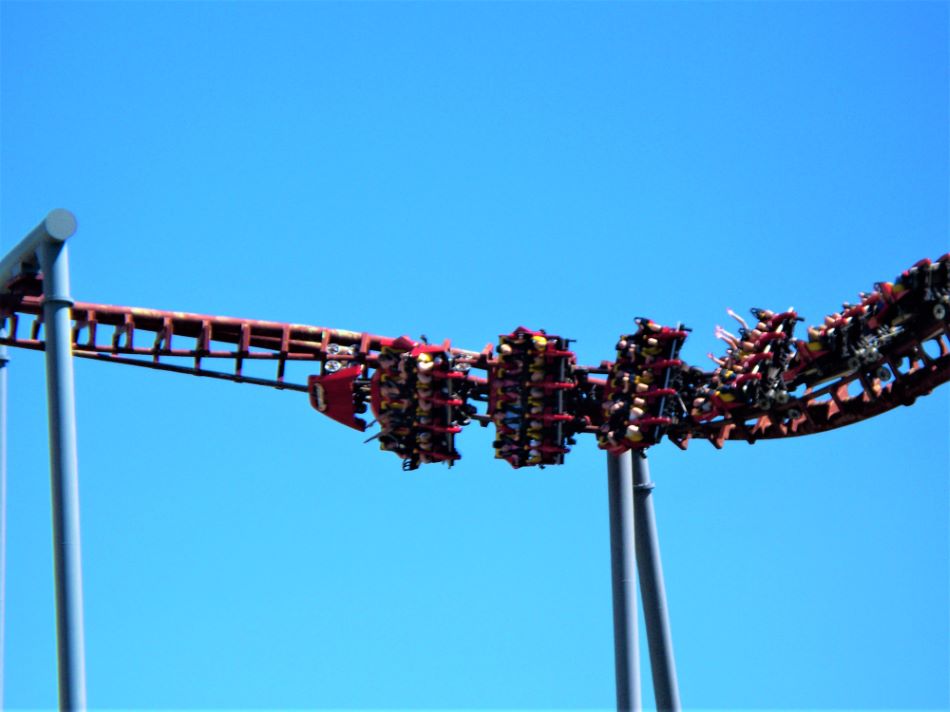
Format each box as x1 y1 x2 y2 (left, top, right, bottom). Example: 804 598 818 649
632 453 680 712
31 214 86 711
607 450 641 712
0 335 7 710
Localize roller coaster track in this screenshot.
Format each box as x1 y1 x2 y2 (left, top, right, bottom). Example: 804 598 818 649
680 323 949 447
2 261 949 464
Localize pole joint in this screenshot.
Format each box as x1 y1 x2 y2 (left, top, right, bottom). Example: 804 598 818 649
42 295 75 309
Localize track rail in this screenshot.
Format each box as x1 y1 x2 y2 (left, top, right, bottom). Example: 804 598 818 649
2 265 948 459
0 275 483 392
679 320 950 448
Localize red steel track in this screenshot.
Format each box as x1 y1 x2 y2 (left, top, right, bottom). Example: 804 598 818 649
1 265 949 459
687 321 949 447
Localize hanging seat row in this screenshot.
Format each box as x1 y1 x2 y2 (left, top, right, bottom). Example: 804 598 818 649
488 327 577 468
597 319 689 453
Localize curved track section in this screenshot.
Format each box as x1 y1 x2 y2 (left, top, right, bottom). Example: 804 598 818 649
1 255 948 467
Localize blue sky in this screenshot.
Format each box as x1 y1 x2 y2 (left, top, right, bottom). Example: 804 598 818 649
1 2 947 710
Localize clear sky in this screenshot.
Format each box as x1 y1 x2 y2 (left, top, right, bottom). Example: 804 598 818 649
1 2 948 710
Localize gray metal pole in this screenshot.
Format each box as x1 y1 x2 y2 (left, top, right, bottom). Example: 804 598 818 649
632 453 680 712
37 236 87 711
0 210 77 288
607 450 641 712
0 334 7 710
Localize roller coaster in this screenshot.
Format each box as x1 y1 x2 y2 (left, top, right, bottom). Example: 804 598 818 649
2 255 948 468
2 211 948 712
